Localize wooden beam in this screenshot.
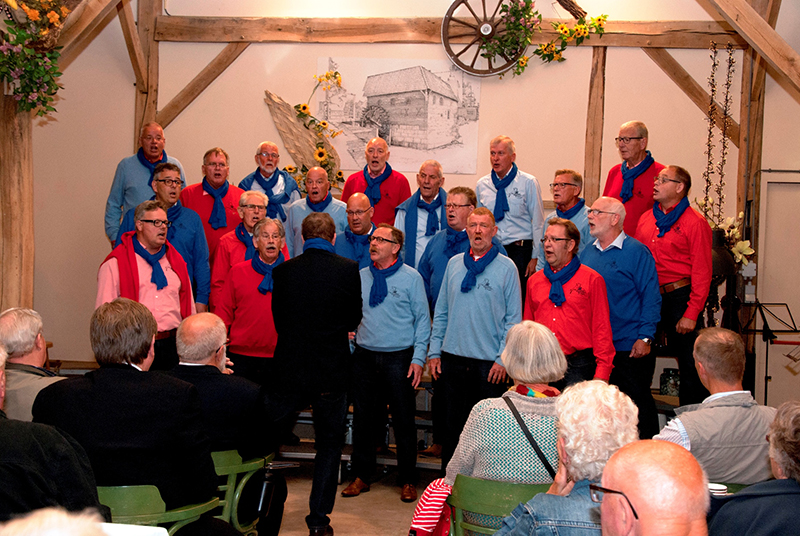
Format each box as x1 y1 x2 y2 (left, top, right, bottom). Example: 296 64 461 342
706 0 800 95
157 42 250 129
117 0 147 93
154 17 746 49
750 0 782 103
133 0 160 150
644 48 741 148
57 0 121 67
584 46 606 204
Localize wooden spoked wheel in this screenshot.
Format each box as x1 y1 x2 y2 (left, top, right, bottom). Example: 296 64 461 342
441 0 522 77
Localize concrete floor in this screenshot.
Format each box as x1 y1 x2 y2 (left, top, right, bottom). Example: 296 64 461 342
277 461 441 536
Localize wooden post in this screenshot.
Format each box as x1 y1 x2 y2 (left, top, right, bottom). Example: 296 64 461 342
584 46 606 204
0 94 35 309
134 0 161 149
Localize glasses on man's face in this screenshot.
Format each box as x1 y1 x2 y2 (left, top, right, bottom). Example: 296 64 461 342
140 219 172 228
540 237 570 244
614 136 643 146
369 235 398 245
154 178 181 187
445 203 472 210
586 208 616 216
589 484 639 520
654 175 681 185
241 204 266 212
257 152 279 159
550 182 578 190
204 162 228 169
346 209 371 217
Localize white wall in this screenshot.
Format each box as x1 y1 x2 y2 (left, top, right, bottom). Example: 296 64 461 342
30 0 800 364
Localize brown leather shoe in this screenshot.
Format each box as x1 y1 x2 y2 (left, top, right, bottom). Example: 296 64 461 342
341 477 370 497
401 483 418 502
309 525 333 536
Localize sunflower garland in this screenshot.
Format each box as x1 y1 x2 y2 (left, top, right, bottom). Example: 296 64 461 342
534 15 607 64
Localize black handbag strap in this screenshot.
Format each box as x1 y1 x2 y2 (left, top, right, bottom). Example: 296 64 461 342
503 396 557 478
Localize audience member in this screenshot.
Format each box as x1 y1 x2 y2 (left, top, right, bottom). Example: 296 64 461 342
636 165 712 405
535 169 592 270
581 197 661 438
180 147 245 263
269 213 362 536
342 137 411 225
334 192 375 268
428 207 522 469
215 217 285 387
603 120 664 235
524 218 615 387
285 167 347 257
410 321 565 536
497 380 639 536
597 440 709 536
0 308 64 421
97 200 195 370
475 135 544 301
343 224 430 503
707 400 800 535
105 122 185 244
32 298 217 511
115 162 210 312
654 327 776 484
210 190 269 309
238 141 301 223
0 346 104 522
394 160 447 268
0 508 105 536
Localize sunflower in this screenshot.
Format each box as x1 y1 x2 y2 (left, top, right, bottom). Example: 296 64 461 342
319 120 329 129
518 56 529 68
556 23 570 37
285 166 297 174
314 148 328 162
298 103 310 114
574 24 588 38
553 51 563 61
591 15 607 28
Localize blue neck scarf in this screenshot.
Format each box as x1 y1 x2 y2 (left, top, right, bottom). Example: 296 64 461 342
620 151 655 203
369 256 404 307
363 164 393 206
132 236 168 289
136 148 168 188
149 196 181 242
403 189 446 267
491 163 518 222
445 226 469 258
345 224 374 268
653 196 690 237
556 198 585 220
202 178 229 229
234 222 256 261
251 252 284 294
303 237 336 253
253 168 291 221
543 256 581 306
461 244 500 293
306 192 333 213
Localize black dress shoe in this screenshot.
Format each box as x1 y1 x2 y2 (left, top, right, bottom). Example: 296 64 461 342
309 526 333 536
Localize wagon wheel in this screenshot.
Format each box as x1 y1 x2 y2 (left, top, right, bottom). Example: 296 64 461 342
441 0 520 77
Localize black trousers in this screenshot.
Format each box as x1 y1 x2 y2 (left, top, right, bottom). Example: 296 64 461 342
550 348 596 392
504 241 533 303
609 350 660 438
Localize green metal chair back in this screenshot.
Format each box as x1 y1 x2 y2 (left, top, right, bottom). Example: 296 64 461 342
97 485 218 536
211 450 274 535
447 474 551 536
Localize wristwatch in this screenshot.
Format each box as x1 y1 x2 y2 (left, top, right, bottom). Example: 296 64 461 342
640 337 653 345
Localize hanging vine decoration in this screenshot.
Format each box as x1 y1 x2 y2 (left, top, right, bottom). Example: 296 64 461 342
699 41 719 226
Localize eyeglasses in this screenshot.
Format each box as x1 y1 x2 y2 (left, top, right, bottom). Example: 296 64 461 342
445 203 472 210
369 235 398 245
654 176 682 185
204 162 228 168
154 178 182 187
139 219 172 228
540 237 570 244
241 204 266 211
257 152 279 159
550 182 579 189
614 136 643 145
346 209 372 217
589 484 639 520
586 208 616 216
216 339 230 354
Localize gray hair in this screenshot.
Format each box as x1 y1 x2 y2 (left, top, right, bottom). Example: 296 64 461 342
254 217 285 238
490 135 515 154
557 380 639 481
176 313 227 364
134 200 164 222
769 400 800 482
239 190 269 207
501 321 567 384
91 298 157 366
694 327 745 384
0 308 43 358
419 159 443 177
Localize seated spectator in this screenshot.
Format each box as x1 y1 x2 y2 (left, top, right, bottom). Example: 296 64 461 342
598 440 709 536
707 400 800 535
497 380 639 536
409 321 567 536
0 308 64 421
32 298 217 511
654 327 775 484
0 346 104 522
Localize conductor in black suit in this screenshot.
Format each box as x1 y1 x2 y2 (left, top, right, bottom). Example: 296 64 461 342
270 212 362 536
32 298 218 511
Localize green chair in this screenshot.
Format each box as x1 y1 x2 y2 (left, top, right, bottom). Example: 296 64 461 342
97 485 219 536
720 482 748 494
447 474 551 536
211 450 274 535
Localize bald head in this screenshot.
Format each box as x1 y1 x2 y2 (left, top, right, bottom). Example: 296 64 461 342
346 192 374 235
365 137 390 176
588 196 626 247
176 313 227 370
601 440 709 536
